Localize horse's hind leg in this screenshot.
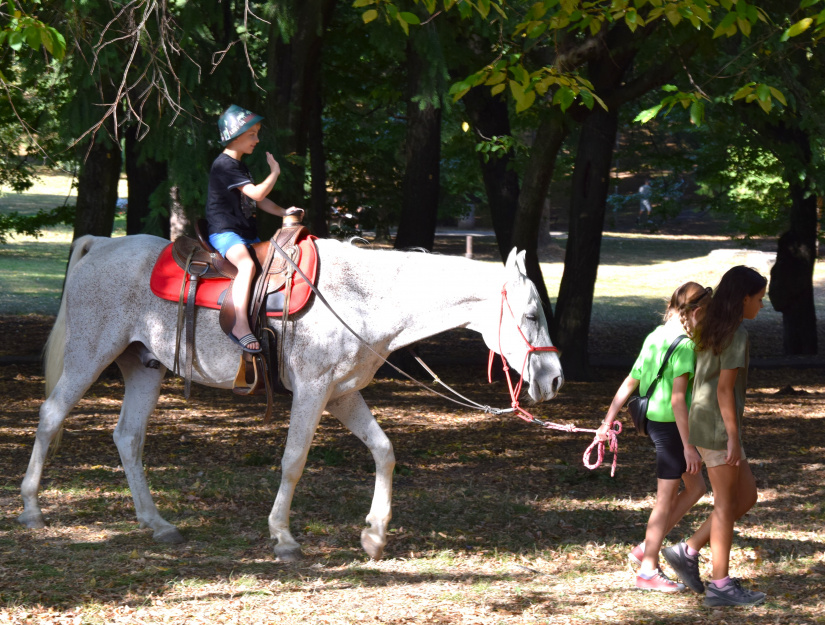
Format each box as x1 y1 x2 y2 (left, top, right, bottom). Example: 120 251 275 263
112 345 183 543
19 367 99 528
326 392 395 560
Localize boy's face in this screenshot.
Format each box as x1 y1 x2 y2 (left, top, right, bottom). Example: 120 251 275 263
228 123 261 155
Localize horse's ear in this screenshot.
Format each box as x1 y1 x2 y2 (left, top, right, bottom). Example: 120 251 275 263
505 247 519 271
516 250 527 275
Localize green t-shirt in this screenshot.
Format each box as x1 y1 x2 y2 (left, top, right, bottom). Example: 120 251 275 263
630 323 696 423
688 325 749 450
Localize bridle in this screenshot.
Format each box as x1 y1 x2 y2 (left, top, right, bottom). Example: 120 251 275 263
268 241 621 475
489 284 559 422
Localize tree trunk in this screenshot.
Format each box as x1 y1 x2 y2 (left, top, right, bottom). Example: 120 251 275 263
769 179 818 355
124 125 169 237
395 37 441 251
308 72 329 238
462 86 520 261
73 134 122 239
512 114 568 328
553 106 620 379
260 0 336 238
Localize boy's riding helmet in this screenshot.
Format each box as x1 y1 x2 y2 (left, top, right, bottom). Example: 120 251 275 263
218 104 264 146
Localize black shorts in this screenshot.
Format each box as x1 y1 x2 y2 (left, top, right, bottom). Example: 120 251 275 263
647 420 686 480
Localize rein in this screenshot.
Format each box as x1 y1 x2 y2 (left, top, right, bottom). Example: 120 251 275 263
268 241 620 474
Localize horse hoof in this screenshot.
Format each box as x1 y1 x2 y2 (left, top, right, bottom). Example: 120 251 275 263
17 511 46 530
153 527 185 544
274 546 303 562
361 528 385 560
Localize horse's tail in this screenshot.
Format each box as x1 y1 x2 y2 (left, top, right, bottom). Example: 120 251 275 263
44 235 97 397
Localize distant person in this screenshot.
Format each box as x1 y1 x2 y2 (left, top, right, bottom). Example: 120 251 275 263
637 179 653 225
597 282 712 592
207 104 303 353
664 266 768 607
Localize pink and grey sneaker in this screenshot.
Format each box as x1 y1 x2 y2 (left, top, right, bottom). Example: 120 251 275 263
636 569 686 593
628 541 645 567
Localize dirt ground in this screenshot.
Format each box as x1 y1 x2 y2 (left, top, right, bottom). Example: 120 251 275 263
1 321 824 624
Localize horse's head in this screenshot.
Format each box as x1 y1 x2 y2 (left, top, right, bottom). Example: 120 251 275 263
484 248 564 403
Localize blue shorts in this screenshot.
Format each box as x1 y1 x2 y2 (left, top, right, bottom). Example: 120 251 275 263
209 231 260 257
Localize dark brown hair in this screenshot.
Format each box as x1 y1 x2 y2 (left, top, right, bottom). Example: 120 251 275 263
664 282 712 338
694 266 768 355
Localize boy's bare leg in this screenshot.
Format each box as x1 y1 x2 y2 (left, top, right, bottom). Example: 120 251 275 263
225 244 260 351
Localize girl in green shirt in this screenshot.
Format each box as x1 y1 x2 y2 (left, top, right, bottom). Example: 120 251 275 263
598 282 711 593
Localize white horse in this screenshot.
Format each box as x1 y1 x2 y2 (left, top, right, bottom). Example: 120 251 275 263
18 234 563 561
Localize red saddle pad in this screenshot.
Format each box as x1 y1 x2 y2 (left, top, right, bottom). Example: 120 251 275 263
149 235 318 317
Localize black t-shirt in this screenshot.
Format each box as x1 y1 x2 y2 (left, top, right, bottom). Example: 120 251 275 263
206 153 258 239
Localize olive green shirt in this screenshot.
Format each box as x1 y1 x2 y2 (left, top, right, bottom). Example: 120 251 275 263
687 325 749 450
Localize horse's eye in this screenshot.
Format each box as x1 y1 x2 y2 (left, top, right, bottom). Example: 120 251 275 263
525 313 537 322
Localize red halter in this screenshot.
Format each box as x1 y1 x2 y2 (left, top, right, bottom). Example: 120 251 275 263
488 285 621 476
488 285 558 420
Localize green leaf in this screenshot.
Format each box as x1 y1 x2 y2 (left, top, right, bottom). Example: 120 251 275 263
25 25 40 49
737 17 751 37
756 83 771 102
552 85 575 112
510 80 535 112
362 9 379 23
477 0 491 19
634 104 663 124
39 26 53 54
733 84 754 100
484 71 506 86
768 86 787 106
689 100 704 126
8 29 24 51
528 22 547 38
782 17 813 40
490 83 506 96
661 84 678 92
352 0 373 7
49 28 65 59
757 97 772 113
399 11 421 24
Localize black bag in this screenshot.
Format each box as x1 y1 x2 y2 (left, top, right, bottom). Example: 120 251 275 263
628 334 687 436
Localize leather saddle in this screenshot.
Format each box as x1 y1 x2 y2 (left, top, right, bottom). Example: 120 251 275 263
171 216 308 420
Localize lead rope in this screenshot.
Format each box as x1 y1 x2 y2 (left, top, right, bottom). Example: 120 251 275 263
269 241 619 474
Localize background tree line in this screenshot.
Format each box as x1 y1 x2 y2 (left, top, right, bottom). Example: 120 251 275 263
1 0 823 377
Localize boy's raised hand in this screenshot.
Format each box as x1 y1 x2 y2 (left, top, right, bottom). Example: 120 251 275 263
266 152 280 177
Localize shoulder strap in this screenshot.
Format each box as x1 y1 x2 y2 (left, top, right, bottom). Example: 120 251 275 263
643 334 688 398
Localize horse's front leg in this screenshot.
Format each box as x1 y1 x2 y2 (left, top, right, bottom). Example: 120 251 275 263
112 347 182 543
326 392 395 560
268 389 328 561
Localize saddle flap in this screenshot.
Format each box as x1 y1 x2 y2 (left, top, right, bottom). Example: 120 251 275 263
172 236 238 280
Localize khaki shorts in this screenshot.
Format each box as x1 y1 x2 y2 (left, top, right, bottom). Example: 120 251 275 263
696 444 747 468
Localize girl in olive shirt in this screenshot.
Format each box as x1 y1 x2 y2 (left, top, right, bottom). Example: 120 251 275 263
667 266 768 607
